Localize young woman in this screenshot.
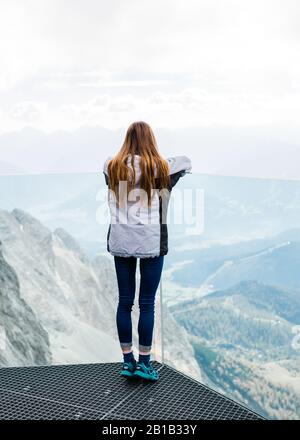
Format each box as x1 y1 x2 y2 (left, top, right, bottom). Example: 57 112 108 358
102 121 192 382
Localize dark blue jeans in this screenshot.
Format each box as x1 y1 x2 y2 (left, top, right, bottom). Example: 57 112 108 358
114 255 164 353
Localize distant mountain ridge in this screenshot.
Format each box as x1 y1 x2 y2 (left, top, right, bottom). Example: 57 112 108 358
171 228 300 291
210 280 300 325
170 280 297 359
169 279 300 418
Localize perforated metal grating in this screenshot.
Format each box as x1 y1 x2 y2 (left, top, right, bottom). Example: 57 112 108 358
0 361 263 420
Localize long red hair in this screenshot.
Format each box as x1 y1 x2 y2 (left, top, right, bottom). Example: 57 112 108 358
107 121 170 207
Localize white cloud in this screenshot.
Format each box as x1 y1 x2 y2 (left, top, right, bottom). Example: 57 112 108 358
10 101 45 122
0 0 299 180
1 1 299 95
108 95 136 112
89 95 111 107
78 80 173 88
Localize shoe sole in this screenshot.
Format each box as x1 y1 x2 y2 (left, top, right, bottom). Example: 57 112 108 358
133 370 159 381
120 370 135 378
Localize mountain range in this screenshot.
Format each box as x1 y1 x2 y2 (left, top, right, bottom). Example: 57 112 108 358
169 277 300 419
0 208 201 379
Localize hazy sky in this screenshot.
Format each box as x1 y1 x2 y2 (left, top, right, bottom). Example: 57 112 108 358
0 0 299 178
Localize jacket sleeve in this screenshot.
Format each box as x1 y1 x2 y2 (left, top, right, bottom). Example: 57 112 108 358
166 155 192 189
102 156 113 186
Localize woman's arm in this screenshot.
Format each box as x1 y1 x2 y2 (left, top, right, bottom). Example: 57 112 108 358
166 155 192 189
167 155 192 175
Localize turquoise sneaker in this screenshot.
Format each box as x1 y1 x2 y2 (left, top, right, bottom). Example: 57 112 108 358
133 361 159 381
120 361 137 378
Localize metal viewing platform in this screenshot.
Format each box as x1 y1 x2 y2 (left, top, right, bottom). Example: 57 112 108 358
0 361 263 420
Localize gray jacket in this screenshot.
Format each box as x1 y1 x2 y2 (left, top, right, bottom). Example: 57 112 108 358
103 155 192 258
